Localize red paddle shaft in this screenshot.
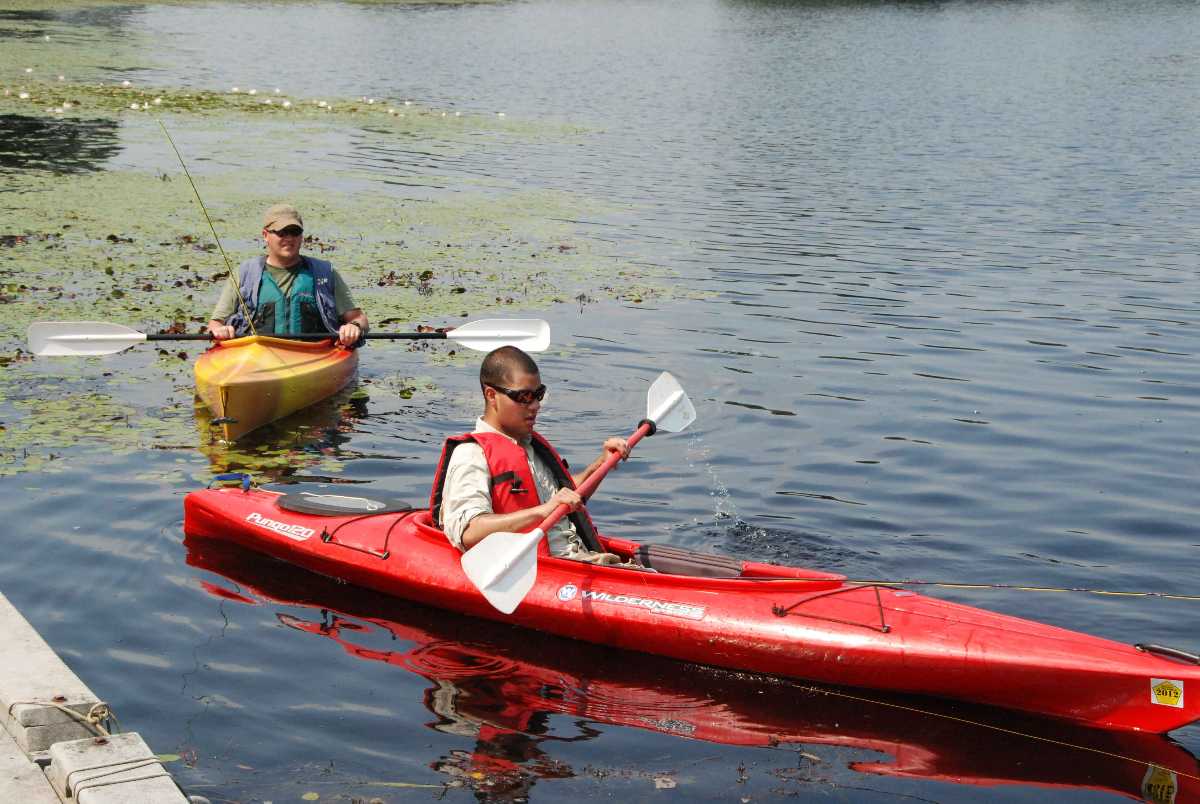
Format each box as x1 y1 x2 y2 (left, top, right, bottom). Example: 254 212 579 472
536 420 654 534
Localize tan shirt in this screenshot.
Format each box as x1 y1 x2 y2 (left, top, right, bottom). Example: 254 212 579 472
440 418 588 556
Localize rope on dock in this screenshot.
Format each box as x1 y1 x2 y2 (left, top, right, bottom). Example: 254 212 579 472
6 700 114 737
67 757 173 798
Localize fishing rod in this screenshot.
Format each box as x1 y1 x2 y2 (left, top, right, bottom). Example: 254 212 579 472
157 119 257 336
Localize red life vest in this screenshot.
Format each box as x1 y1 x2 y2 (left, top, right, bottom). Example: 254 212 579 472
429 430 601 554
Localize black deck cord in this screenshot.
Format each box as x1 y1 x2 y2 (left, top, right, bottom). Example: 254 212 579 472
321 511 412 559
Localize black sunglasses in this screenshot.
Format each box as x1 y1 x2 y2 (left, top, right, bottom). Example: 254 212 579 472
269 226 304 237
487 383 547 405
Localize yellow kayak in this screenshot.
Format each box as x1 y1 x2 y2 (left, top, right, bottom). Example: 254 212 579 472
194 335 359 441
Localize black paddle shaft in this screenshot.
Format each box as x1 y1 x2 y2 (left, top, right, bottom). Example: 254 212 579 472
146 332 449 342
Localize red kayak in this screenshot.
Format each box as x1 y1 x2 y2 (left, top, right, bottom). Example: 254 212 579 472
186 533 1200 803
182 482 1200 734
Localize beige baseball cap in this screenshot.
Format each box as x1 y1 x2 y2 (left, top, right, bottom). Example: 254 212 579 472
262 203 303 231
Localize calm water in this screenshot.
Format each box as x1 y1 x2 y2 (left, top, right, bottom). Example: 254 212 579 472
3 0 1200 801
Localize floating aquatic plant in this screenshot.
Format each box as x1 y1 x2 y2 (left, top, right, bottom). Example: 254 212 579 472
0 0 677 479
0 162 675 477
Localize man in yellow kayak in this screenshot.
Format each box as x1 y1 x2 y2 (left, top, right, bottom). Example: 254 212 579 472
431 346 631 562
206 203 368 348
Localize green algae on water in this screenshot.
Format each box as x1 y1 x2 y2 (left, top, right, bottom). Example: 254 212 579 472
0 2 676 479
1 168 671 351
0 391 184 477
0 159 674 477
0 81 580 138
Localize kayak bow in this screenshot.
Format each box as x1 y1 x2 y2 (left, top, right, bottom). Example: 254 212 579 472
193 335 358 441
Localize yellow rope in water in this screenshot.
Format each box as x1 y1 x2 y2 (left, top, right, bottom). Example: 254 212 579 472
157 119 256 337
788 684 1200 783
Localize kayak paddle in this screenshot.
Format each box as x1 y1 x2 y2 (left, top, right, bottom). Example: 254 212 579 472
461 371 696 614
26 318 551 357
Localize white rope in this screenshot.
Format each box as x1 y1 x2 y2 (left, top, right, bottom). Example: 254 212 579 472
67 757 171 797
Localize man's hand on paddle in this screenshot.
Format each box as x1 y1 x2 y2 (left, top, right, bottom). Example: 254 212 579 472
603 437 630 461
337 309 369 348
571 437 631 488
336 322 363 348
540 487 583 517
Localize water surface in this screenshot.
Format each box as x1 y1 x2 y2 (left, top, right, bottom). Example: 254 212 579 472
1 0 1198 801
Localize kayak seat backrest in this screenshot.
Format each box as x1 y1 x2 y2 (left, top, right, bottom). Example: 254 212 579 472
634 544 744 578
278 493 417 516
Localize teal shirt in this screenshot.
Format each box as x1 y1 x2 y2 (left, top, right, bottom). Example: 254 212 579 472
210 262 357 322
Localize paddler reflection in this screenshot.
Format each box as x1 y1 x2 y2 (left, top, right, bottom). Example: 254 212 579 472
426 682 576 800
278 608 579 800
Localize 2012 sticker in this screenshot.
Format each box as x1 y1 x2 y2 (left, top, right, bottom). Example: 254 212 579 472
1150 678 1184 709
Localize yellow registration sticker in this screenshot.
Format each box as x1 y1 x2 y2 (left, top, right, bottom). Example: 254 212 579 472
1141 765 1178 804
1150 678 1184 708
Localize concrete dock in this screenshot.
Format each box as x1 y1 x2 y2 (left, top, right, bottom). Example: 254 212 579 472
0 589 194 802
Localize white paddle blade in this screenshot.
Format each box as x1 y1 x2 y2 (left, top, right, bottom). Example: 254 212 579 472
448 319 550 353
646 371 696 433
461 528 544 614
27 321 147 356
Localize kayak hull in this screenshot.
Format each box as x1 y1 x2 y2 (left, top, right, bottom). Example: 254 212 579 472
187 535 1200 802
193 335 358 441
182 486 1200 733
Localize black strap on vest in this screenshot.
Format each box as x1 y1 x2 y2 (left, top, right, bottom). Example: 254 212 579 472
489 471 528 494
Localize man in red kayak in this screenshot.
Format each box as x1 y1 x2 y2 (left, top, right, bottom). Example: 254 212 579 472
206 203 368 348
432 346 631 562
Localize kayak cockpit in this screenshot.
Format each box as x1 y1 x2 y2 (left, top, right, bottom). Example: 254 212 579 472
598 537 846 586
274 491 846 588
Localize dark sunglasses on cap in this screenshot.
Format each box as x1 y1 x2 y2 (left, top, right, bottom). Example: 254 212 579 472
487 383 547 405
269 226 304 237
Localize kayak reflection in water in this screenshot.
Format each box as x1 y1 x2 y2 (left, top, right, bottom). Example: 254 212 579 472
432 346 634 563
205 203 368 348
